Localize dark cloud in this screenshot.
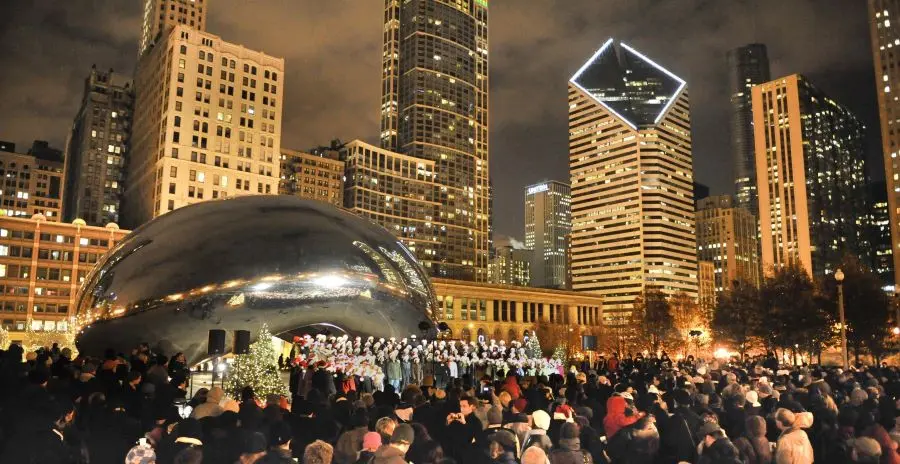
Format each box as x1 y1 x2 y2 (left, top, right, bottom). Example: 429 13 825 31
0 0 877 240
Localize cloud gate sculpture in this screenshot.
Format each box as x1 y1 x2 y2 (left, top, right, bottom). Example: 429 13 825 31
75 196 437 364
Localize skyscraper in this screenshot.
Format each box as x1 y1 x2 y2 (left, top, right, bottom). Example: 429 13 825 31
728 44 770 212
524 180 571 289
698 261 716 309
64 67 134 226
0 141 65 221
696 195 760 290
278 148 344 208
341 140 440 260
139 0 208 57
380 0 490 281
866 181 895 287
868 1 900 290
124 25 284 228
488 245 532 287
568 39 697 324
753 74 867 278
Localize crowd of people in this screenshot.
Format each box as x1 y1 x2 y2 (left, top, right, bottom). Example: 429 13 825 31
1 340 900 464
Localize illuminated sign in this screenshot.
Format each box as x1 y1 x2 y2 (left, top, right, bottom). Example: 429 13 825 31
527 184 549 195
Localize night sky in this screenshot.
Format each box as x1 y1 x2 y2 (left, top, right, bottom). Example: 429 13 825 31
0 1 879 241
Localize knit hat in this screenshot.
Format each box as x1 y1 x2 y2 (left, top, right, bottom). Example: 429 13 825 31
363 432 382 450
554 404 575 423
241 431 267 454
850 437 882 460
696 422 721 438
745 390 761 408
269 421 292 447
532 410 551 431
491 430 517 451
560 422 579 440
487 406 503 425
125 445 156 464
391 423 415 445
757 383 774 398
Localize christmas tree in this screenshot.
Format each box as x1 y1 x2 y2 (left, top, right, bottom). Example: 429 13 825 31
552 343 567 363
525 333 543 359
225 324 288 399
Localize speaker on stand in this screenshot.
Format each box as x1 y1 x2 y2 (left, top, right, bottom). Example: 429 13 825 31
208 329 226 388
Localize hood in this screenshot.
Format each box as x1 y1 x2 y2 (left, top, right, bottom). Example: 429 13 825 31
374 445 406 460
746 415 766 438
606 396 628 416
559 438 581 451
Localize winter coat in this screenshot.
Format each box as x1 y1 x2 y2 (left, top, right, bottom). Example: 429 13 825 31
503 376 522 400
549 438 594 464
372 445 408 464
863 424 900 464
734 415 773 464
602 396 638 438
605 421 660 464
775 428 814 464
387 360 401 380
521 429 553 455
660 406 700 463
335 426 370 464
356 450 376 464
698 437 743 464
0 428 77 464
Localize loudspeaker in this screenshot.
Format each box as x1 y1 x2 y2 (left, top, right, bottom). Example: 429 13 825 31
581 335 597 351
234 329 251 355
208 329 226 355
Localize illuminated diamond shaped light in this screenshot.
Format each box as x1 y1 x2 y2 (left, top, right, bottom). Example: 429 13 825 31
570 39 686 129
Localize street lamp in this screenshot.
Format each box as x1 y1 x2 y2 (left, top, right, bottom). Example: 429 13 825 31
835 268 848 370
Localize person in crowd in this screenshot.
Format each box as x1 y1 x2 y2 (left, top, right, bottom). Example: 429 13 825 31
356 432 382 464
373 423 414 464
774 408 815 464
305 439 335 464
11 337 900 464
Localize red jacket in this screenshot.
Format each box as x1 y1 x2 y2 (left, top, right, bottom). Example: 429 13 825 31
503 376 522 400
603 396 639 438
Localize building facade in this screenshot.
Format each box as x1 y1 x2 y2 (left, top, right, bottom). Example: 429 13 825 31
488 245 531 287
0 215 129 341
431 278 603 344
728 44 771 213
65 66 134 226
696 195 760 290
140 0 207 57
753 74 867 278
524 181 571 289
869 1 900 290
568 39 697 325
867 181 895 288
341 140 441 260
125 25 284 228
0 142 65 221
698 260 716 309
380 0 490 281
279 148 344 207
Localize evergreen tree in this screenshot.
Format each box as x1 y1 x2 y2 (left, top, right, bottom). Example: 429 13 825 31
525 333 543 359
226 324 288 399
552 343 567 362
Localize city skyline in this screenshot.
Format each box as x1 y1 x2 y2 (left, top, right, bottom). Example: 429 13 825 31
0 1 879 240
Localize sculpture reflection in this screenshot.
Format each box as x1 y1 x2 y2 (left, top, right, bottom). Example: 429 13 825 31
75 196 437 364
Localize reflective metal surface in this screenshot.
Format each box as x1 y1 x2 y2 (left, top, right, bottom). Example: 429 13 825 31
75 196 437 364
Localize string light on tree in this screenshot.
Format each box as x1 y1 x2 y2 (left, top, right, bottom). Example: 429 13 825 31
225 324 288 399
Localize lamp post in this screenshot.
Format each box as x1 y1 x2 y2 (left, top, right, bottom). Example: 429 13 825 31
835 268 848 370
